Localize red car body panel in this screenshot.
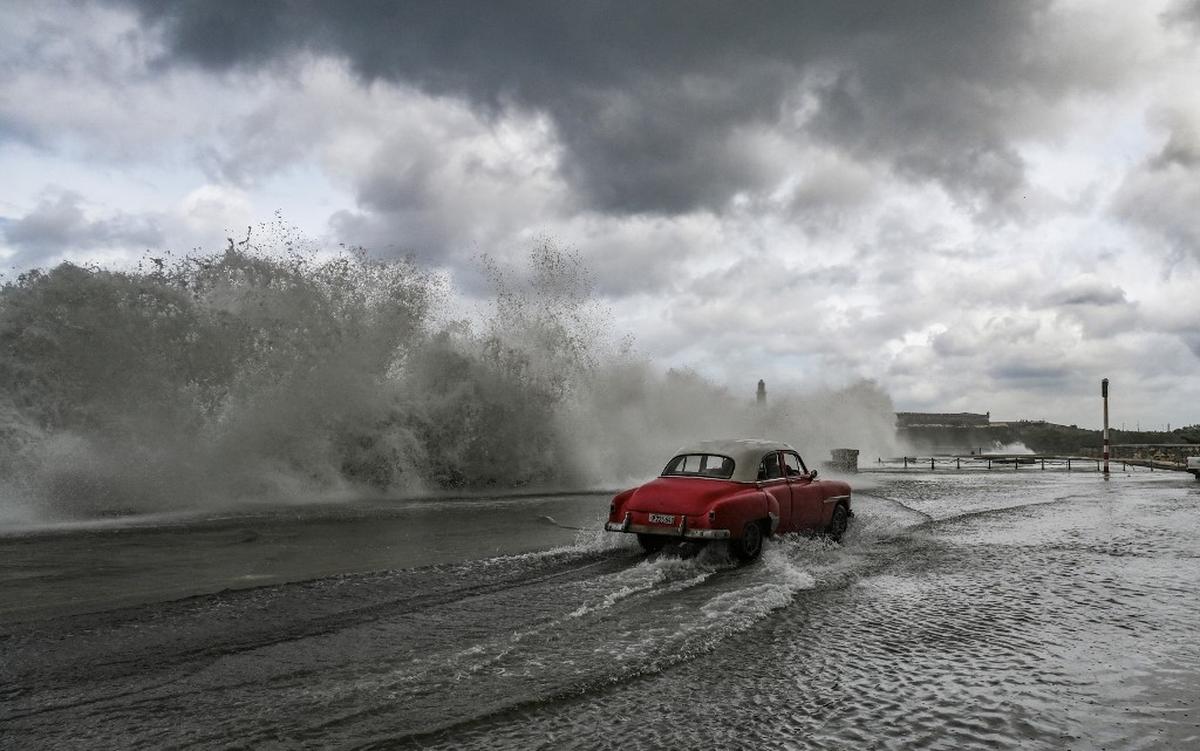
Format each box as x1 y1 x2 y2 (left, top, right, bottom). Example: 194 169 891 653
626 477 747 515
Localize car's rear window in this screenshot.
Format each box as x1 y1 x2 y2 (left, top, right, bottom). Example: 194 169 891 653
662 453 735 479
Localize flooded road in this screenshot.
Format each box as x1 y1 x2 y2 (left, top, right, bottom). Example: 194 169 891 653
2 471 1199 749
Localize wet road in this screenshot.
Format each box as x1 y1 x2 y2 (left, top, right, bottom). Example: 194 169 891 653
2 471 1198 749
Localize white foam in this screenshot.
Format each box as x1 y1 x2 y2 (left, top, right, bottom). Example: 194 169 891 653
701 547 816 623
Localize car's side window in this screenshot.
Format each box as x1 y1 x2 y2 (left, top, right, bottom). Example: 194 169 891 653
758 452 783 481
782 453 803 477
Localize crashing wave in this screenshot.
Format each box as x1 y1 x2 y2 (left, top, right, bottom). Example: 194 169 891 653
0 231 899 521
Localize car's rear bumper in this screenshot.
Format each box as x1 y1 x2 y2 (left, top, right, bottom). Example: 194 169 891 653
604 521 731 540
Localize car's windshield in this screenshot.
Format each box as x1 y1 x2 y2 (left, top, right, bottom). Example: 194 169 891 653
662 453 735 479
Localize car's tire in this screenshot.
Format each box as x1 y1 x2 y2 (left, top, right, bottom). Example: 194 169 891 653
730 521 764 562
637 533 668 553
827 504 849 541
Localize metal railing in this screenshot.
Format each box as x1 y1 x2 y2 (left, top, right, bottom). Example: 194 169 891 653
864 455 1188 473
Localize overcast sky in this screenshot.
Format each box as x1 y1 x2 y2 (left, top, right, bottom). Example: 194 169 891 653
2 0 1199 429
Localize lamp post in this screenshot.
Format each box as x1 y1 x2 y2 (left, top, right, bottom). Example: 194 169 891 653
1102 378 1110 476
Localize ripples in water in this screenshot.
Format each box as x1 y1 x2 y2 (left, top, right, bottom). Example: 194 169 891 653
3 474 1198 749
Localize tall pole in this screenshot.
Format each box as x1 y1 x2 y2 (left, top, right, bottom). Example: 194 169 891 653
1102 378 1110 476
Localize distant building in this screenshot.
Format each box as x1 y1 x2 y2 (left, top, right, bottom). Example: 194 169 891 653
756 379 766 405
896 411 990 428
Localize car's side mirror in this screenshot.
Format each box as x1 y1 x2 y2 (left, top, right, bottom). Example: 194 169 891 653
811 469 819 479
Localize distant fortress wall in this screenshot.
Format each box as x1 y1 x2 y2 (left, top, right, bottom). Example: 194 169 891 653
895 411 1003 453
890 407 1199 458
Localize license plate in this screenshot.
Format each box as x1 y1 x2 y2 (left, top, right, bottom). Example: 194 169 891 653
648 513 675 525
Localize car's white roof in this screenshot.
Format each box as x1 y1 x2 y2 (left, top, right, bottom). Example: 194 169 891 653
669 438 798 483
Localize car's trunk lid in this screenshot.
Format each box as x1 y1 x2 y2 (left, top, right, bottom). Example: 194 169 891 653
626 476 742 515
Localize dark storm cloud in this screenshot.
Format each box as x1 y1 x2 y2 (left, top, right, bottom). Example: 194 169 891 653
1162 0 1200 29
2 191 163 268
1113 108 1200 264
989 362 1072 384
1036 280 1142 339
120 0 1076 216
1046 281 1127 307
1182 332 1200 359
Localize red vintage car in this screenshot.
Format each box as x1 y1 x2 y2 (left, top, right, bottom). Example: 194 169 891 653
604 439 852 560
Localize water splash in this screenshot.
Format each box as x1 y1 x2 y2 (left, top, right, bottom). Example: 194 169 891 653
0 231 899 522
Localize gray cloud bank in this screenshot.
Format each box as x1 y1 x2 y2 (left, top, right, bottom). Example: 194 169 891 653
3 1 1197 427
122 0 1120 219
3 191 163 269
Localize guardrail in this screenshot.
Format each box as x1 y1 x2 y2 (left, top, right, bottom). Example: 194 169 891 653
864 455 1191 473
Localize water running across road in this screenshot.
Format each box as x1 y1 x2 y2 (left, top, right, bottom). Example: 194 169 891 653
2 471 1197 749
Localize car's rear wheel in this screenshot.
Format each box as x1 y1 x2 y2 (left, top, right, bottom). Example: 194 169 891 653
637 533 668 553
730 521 764 561
827 504 849 541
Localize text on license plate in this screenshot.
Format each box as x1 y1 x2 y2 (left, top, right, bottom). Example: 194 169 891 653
648 513 675 525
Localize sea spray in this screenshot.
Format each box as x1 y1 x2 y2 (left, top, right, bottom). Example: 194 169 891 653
0 240 436 518
559 364 900 486
0 234 899 522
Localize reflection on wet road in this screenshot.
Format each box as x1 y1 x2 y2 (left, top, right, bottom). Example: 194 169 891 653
2 472 1198 749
